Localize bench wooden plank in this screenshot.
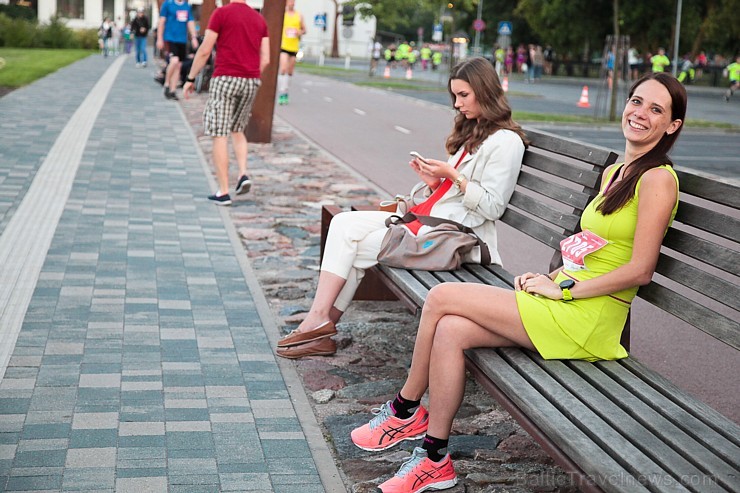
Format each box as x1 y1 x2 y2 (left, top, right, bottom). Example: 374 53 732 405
464 264 511 289
566 360 734 493
465 348 655 493
524 128 620 168
596 360 740 469
500 208 565 251
615 358 740 447
675 170 740 209
522 150 603 188
654 254 740 311
674 202 740 243
476 348 689 493
516 171 593 209
662 229 739 276
508 190 581 232
637 282 740 349
378 267 428 308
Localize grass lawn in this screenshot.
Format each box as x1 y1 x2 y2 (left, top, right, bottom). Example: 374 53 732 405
0 48 94 88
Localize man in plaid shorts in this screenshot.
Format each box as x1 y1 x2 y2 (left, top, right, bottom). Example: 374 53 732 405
183 0 269 206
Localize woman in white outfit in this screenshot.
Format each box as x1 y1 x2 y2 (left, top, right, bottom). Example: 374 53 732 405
276 57 526 358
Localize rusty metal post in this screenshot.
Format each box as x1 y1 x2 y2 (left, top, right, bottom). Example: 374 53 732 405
199 0 216 32
246 0 286 144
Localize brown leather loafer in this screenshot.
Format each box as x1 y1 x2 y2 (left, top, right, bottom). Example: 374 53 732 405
276 337 337 359
277 321 337 348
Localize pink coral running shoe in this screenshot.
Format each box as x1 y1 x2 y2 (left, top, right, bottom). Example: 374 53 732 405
379 447 458 493
351 401 429 451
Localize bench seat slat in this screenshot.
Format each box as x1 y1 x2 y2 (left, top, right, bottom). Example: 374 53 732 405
637 282 740 350
675 170 740 209
615 358 740 447
565 360 735 492
464 264 511 288
662 229 739 276
517 171 593 209
500 209 565 251
466 348 655 493
675 202 740 243
654 254 740 311
522 150 602 188
509 191 581 232
378 267 427 307
481 348 690 493
524 128 619 168
596 360 740 469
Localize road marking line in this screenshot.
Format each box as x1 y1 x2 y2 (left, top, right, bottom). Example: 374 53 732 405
323 96 333 102
394 125 411 134
353 108 366 116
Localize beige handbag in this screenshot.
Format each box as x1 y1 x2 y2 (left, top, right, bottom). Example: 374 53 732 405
377 213 491 271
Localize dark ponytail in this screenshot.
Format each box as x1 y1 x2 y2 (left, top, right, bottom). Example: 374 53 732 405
597 73 686 215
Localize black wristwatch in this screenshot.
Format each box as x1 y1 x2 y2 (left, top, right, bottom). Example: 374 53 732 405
559 279 576 301
185 75 196 83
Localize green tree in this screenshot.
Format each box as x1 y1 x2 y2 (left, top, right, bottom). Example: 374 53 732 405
515 0 612 59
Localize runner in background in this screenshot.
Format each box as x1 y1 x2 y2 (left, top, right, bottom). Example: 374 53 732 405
278 0 306 105
723 55 740 102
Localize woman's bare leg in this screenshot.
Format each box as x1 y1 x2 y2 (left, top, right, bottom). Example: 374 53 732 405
293 271 346 333
399 282 534 403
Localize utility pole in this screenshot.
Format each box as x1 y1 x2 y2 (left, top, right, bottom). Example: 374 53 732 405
672 0 683 76
473 0 483 55
609 0 620 121
246 0 286 143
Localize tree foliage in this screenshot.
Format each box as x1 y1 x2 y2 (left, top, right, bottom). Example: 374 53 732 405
351 0 738 58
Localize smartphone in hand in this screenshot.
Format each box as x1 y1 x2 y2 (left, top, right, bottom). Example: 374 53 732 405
409 151 428 163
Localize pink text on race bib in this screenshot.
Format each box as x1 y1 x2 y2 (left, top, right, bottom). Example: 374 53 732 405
560 230 608 271
176 10 188 22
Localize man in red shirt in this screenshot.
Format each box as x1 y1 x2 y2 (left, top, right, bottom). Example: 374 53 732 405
183 0 269 206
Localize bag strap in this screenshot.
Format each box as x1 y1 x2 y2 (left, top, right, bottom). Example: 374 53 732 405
385 213 492 265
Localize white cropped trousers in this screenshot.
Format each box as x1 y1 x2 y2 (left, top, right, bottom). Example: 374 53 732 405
320 210 393 312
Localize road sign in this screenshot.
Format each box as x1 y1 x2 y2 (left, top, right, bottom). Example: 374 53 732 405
473 19 486 32
314 13 326 28
497 21 512 35
432 23 443 42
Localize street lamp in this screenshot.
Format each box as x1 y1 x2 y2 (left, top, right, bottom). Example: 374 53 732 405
672 0 682 76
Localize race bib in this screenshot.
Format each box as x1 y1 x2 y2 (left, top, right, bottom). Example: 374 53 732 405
176 10 189 22
286 28 298 38
560 230 608 271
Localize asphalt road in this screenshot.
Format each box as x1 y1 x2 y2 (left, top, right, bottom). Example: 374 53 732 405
276 71 739 422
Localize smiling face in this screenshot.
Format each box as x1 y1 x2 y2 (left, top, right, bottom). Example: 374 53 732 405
622 79 682 152
450 79 482 120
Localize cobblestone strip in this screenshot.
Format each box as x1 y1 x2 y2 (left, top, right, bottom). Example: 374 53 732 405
0 56 126 382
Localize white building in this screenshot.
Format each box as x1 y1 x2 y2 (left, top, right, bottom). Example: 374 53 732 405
31 0 376 58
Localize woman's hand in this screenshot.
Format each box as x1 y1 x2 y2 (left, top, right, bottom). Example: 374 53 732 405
409 157 443 189
515 272 562 299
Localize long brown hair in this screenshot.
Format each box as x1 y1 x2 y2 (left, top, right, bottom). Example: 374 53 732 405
597 72 686 215
445 57 527 155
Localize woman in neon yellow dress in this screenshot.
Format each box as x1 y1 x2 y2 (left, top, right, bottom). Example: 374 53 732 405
349 72 687 493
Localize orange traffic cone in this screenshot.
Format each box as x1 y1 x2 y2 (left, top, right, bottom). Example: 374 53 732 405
502 76 509 93
577 86 591 108
405 67 413 80
383 66 390 78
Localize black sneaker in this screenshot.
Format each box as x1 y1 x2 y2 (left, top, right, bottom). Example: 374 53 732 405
164 88 179 101
235 175 252 195
208 193 232 206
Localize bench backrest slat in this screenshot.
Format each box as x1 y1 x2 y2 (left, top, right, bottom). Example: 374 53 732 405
638 282 740 349
525 128 620 167
522 151 603 188
675 170 740 209
508 192 581 233
516 172 593 210
662 229 739 276
654 254 740 311
674 202 740 243
500 209 565 251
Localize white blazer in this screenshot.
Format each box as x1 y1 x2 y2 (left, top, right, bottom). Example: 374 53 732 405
415 129 524 266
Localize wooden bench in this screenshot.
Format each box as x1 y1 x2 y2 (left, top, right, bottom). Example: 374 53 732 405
320 128 740 493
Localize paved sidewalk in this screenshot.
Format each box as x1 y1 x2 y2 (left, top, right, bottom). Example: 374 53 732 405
0 54 342 492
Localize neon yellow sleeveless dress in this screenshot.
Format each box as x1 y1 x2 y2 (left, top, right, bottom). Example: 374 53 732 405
515 165 679 361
